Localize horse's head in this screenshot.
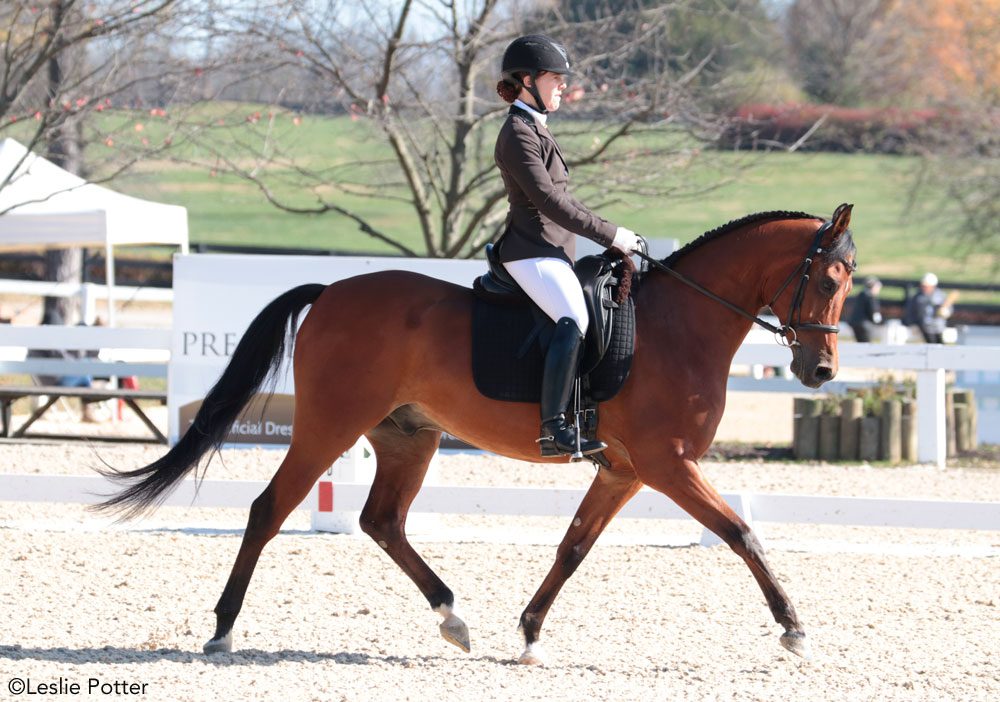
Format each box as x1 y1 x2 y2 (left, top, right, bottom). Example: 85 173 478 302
773 203 857 388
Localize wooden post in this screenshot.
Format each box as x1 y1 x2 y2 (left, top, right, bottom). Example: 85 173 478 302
901 400 917 463
969 389 979 450
839 397 863 461
819 413 840 461
792 398 806 458
794 398 822 460
954 403 971 453
971 390 979 450
945 389 956 458
952 390 977 451
859 416 880 462
880 399 902 463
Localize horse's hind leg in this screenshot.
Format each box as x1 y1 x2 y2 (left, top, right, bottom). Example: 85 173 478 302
518 466 642 665
638 454 810 659
360 417 470 652
204 439 351 654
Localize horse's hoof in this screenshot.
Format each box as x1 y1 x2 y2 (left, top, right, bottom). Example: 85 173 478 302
780 631 811 659
439 613 471 653
517 642 547 666
203 632 233 654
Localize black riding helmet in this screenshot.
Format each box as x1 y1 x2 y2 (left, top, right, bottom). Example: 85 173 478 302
501 34 572 113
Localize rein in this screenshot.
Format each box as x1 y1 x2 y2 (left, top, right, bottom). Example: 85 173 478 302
634 221 840 346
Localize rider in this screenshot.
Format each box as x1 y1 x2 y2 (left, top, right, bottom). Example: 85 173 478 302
494 34 641 458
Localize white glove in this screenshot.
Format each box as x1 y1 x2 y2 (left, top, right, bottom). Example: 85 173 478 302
611 226 640 253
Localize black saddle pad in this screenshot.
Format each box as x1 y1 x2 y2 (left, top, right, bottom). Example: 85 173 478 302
471 297 635 403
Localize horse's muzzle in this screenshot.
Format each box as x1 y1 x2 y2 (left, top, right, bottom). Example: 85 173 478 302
811 364 835 385
790 347 837 388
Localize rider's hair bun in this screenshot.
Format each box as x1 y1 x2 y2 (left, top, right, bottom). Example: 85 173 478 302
496 80 519 103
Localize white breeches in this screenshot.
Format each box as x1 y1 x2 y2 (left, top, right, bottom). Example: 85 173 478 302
503 257 588 335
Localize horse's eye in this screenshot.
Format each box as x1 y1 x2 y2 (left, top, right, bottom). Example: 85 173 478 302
821 278 839 295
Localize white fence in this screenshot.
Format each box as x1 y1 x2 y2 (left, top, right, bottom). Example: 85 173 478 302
1 474 997 546
0 325 170 378
733 343 1000 466
0 278 173 326
2 326 998 466
3 266 999 467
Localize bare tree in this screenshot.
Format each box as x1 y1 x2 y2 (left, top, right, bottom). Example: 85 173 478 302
183 0 757 257
0 2 185 169
2 2 180 321
0 1 276 320
784 0 896 105
901 96 998 268
824 0 1000 266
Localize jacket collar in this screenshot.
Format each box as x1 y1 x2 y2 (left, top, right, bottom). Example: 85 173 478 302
512 99 547 127
508 104 569 175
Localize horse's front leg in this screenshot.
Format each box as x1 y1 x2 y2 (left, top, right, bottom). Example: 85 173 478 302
637 451 810 659
518 466 641 665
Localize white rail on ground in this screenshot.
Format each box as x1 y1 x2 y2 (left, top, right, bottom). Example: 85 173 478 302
2 475 997 547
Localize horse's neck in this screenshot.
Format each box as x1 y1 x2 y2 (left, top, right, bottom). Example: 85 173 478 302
641 223 803 367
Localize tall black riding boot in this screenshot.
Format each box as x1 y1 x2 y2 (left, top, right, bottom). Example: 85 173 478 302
538 318 607 458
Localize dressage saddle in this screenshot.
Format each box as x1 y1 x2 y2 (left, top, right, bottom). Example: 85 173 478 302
469 242 636 415
473 243 633 376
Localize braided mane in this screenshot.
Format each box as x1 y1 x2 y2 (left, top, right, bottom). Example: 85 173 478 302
661 210 820 266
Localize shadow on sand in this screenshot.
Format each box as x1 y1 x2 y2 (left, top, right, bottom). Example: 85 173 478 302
0 645 521 667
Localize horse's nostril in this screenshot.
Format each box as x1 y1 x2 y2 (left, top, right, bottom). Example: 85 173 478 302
814 366 834 382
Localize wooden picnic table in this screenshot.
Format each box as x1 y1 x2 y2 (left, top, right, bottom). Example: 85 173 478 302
0 385 167 443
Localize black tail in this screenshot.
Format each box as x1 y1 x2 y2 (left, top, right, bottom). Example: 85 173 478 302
95 283 327 519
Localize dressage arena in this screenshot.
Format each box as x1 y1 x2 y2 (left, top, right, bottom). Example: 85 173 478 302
1 436 997 702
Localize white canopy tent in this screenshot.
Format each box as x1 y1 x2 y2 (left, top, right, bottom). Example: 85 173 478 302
0 137 188 325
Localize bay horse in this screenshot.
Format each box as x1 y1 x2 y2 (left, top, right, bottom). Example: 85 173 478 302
99 204 857 665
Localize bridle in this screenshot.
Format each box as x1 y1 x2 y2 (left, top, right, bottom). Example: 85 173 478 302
635 220 855 347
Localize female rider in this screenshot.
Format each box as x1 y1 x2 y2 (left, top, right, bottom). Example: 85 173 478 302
494 34 641 458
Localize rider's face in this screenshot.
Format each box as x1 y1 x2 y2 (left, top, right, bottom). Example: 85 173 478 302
526 71 567 112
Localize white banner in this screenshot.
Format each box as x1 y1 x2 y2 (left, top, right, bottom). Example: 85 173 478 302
169 254 486 445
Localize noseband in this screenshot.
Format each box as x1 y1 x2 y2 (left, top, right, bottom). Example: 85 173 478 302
762 220 842 345
636 220 853 347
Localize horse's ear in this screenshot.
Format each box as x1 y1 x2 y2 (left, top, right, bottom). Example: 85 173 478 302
830 203 853 239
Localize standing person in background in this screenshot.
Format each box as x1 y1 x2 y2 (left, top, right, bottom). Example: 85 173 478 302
849 276 883 342
904 272 955 344
28 309 93 389
27 310 103 422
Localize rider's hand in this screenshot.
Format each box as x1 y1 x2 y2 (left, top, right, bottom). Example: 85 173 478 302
611 226 641 254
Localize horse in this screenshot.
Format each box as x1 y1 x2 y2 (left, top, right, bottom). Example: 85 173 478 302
98 204 857 665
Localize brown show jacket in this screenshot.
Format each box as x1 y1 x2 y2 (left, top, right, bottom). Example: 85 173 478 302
494 106 616 264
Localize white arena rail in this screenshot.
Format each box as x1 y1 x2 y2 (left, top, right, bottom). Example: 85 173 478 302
733 343 1000 467
0 278 174 303
0 325 170 377
0 278 173 328
2 475 998 547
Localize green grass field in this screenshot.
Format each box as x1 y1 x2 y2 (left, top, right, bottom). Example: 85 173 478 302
51 110 999 290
